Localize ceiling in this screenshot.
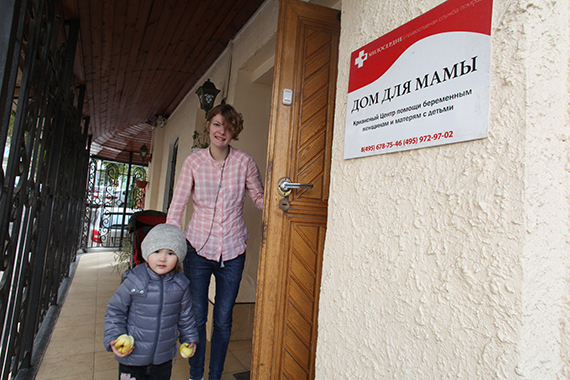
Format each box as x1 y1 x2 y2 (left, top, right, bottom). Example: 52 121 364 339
57 0 267 165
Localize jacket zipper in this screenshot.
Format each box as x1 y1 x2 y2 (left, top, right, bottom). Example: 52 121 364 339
151 276 164 362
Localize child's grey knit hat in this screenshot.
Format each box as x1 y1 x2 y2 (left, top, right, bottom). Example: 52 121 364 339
141 223 187 263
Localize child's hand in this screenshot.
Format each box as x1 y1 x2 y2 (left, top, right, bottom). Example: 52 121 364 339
110 337 134 357
179 342 196 358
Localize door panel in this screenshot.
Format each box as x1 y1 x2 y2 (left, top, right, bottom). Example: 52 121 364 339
252 0 339 378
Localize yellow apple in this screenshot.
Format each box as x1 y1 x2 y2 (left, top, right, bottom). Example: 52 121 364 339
115 334 134 354
179 343 194 358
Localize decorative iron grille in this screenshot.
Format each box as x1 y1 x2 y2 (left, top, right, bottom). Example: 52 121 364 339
0 0 87 378
81 159 147 250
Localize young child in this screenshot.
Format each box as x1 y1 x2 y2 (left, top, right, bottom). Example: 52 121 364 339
104 223 198 380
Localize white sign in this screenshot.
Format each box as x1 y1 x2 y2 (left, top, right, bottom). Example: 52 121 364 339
344 0 493 159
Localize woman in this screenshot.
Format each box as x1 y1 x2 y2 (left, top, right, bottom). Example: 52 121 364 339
166 104 264 380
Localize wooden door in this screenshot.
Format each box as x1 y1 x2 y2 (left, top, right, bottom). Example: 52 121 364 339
252 0 339 379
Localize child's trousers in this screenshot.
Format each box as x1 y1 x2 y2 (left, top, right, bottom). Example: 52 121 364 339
118 360 172 380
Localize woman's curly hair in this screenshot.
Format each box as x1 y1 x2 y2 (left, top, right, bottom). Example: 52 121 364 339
206 104 244 141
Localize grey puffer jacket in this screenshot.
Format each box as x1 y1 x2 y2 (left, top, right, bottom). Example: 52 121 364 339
104 264 198 366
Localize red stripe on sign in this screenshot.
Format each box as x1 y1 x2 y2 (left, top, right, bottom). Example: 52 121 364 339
348 0 492 93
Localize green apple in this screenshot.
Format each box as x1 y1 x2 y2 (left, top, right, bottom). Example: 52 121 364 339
115 334 134 354
179 343 194 358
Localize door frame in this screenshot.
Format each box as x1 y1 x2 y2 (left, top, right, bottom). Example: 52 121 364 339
251 0 340 378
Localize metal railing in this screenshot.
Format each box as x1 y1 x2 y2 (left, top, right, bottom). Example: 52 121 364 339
81 159 147 250
0 0 88 378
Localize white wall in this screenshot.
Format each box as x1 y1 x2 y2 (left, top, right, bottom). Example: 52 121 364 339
316 0 570 379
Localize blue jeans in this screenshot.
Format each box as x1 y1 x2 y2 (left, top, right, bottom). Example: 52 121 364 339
183 242 245 380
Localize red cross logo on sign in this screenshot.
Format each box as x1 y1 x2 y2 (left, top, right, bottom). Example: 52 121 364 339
355 50 368 68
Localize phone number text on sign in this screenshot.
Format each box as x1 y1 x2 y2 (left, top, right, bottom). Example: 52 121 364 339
361 130 455 153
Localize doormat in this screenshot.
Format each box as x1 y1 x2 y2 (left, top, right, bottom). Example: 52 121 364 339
233 371 250 380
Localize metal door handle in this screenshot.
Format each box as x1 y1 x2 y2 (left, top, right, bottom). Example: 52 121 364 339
280 180 313 190
277 177 313 197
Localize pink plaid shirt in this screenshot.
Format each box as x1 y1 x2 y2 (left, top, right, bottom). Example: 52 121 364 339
166 147 264 262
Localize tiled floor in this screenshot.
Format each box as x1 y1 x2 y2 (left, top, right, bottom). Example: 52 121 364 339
35 249 252 380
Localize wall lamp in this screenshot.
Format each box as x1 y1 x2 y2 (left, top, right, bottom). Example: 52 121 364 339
196 79 220 117
139 144 149 162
